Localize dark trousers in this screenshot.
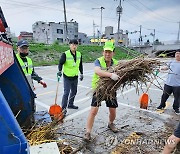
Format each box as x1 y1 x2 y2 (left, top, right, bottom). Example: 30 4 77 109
61 77 78 109
174 122 180 138
160 84 180 110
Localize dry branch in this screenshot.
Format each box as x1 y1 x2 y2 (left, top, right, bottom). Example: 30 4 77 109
94 58 162 102
25 119 60 146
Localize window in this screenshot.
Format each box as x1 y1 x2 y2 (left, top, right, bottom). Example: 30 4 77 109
57 29 63 34
75 28 78 33
57 38 63 43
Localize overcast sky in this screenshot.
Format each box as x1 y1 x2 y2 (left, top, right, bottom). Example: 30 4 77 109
1 0 180 43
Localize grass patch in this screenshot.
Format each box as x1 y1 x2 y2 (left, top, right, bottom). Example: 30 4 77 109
14 43 136 66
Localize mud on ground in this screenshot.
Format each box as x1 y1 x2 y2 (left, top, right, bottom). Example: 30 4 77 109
57 110 180 154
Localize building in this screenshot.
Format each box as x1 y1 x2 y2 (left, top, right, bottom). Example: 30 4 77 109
78 32 90 44
90 26 129 46
18 31 33 42
104 26 129 46
32 21 78 44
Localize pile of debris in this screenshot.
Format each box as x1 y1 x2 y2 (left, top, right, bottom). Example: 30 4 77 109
25 119 60 145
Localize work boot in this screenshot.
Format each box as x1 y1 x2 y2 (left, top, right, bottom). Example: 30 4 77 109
84 132 91 141
174 109 180 115
68 105 78 109
108 123 118 133
157 105 165 111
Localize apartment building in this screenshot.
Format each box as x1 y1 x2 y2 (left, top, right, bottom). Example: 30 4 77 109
32 21 78 44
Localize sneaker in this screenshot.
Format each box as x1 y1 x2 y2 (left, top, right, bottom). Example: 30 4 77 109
174 109 180 115
108 123 118 133
62 109 67 114
61 109 67 119
84 132 91 141
157 106 165 111
68 105 78 109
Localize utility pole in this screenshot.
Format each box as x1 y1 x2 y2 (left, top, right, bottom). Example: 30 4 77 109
177 21 180 44
153 29 155 51
116 0 123 46
148 28 156 51
97 29 100 44
92 7 105 46
93 20 98 44
139 25 142 52
139 25 142 45
62 0 68 43
93 21 95 44
45 31 48 44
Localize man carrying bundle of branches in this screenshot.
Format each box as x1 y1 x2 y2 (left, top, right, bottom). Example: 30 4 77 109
84 41 119 141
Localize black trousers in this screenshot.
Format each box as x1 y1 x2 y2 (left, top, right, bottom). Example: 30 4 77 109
160 84 180 110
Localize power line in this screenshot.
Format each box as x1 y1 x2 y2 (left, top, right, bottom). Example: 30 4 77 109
125 0 178 24
136 0 178 23
1 0 178 38
2 0 64 13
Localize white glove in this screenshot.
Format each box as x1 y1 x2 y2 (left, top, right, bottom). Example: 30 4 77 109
110 73 119 81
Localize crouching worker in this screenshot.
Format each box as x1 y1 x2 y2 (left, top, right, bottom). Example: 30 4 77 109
84 41 119 141
16 40 47 90
162 122 180 154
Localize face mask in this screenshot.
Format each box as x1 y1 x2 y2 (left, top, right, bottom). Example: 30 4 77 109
20 52 28 57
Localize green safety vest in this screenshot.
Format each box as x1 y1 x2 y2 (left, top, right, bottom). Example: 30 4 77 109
16 53 33 75
63 50 81 77
92 56 118 89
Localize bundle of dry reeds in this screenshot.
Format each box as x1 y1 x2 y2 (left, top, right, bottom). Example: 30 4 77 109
94 58 162 102
26 120 60 145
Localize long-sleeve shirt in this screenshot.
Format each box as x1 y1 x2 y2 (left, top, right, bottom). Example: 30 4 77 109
21 57 42 82
165 60 180 86
58 50 83 80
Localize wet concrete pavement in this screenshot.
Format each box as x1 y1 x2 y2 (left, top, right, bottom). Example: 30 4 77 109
33 62 179 153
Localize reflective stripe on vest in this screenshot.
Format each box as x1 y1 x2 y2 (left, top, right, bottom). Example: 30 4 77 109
91 56 118 89
63 50 81 77
16 54 33 75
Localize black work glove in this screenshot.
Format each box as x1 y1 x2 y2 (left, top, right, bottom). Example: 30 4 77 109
79 74 83 81
57 71 62 82
57 71 62 77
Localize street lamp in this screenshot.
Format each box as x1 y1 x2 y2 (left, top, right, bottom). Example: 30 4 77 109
92 7 105 46
116 0 123 46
